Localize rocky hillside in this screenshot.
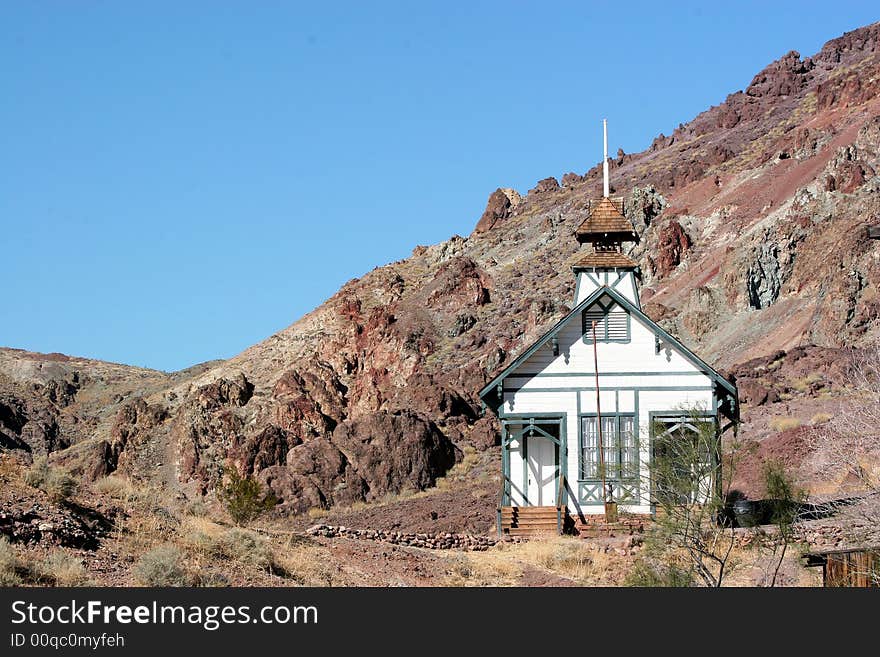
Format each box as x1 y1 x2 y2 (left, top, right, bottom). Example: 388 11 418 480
3 23 880 516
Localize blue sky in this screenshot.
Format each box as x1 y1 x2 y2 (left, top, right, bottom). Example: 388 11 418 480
2 2 877 371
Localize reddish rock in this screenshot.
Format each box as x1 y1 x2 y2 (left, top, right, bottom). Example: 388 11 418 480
424 257 491 309
331 410 459 498
561 172 584 187
745 51 814 98
529 176 560 195
474 188 514 233
652 219 692 277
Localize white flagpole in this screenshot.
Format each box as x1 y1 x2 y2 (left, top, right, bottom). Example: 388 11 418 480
603 119 610 198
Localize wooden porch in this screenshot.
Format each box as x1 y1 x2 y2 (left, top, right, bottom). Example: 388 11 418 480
498 505 574 537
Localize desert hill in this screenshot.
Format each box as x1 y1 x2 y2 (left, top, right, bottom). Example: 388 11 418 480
2 23 880 585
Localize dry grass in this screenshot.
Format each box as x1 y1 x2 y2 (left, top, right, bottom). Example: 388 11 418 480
437 535 629 587
38 551 90 586
769 416 802 432
181 517 275 571
133 545 192 586
274 541 339 586
439 551 522 586
810 412 833 425
502 535 623 585
93 475 137 501
791 373 823 392
0 538 23 586
24 458 77 503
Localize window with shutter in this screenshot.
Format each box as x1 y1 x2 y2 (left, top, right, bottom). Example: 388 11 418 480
582 298 630 343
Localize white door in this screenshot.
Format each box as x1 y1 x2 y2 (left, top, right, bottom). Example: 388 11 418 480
527 437 557 506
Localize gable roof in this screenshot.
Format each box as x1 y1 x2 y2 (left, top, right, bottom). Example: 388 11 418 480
575 197 637 238
478 284 737 404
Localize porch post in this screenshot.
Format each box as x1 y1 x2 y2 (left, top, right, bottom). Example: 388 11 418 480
501 423 510 506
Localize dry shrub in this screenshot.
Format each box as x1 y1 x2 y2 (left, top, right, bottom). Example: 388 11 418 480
183 499 208 517
0 453 22 484
810 412 833 425
39 551 90 587
183 518 276 571
439 551 521 587
25 458 77 503
769 417 802 432
93 475 136 501
503 535 620 585
0 538 24 586
134 545 192 586
275 541 339 586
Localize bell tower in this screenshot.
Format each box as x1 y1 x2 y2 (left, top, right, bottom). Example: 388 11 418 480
572 121 640 307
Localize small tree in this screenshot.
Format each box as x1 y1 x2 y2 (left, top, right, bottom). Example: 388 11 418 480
216 466 277 526
633 406 743 587
761 459 806 587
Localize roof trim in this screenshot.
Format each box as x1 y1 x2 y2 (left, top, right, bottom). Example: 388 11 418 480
478 285 737 402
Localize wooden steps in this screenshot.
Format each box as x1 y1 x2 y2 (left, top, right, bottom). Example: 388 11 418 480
499 507 651 539
499 506 571 537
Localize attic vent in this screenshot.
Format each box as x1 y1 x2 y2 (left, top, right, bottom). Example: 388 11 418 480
582 300 630 343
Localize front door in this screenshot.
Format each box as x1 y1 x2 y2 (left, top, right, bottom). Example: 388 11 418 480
501 417 563 507
526 432 558 506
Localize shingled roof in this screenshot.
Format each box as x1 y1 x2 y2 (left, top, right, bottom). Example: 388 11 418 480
575 196 637 239
570 250 638 269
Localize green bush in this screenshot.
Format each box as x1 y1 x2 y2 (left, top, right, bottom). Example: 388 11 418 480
216 467 276 526
25 458 77 503
133 546 191 586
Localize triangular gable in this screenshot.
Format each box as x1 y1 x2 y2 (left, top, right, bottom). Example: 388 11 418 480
478 285 737 403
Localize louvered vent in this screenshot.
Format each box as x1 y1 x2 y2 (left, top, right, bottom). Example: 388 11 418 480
582 308 605 336
582 302 630 343
606 310 629 340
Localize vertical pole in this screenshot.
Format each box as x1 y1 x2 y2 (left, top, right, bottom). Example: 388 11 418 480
603 119 610 198
592 320 607 505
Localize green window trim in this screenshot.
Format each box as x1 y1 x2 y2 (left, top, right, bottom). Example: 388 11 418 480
582 298 630 344
578 413 640 504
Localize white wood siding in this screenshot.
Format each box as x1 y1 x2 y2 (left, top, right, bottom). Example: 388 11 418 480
500 291 716 515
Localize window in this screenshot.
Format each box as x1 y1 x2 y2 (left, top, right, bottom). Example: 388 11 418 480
580 415 637 480
582 299 630 343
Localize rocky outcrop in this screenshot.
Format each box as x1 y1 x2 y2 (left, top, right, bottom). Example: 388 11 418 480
650 219 692 278
627 185 666 234
108 399 169 474
331 410 459 497
474 188 521 233
529 177 560 195
174 374 255 490
747 238 783 309
745 51 814 98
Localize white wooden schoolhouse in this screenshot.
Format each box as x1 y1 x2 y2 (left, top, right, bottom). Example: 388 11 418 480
479 125 738 536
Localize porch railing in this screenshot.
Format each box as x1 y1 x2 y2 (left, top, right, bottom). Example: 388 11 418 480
556 473 568 534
